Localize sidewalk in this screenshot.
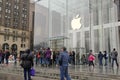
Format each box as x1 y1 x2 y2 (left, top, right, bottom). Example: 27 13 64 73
0 63 120 80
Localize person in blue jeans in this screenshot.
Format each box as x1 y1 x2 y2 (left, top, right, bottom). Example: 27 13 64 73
59 47 71 80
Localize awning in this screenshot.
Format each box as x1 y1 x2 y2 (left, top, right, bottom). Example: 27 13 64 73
48 36 69 41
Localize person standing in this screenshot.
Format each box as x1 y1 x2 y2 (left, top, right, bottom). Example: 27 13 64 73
40 49 45 66
72 51 75 65
111 48 119 68
81 54 87 65
0 50 3 64
13 51 17 64
1 51 5 64
45 48 51 67
21 49 34 80
59 47 71 80
98 51 104 66
5 50 10 65
103 51 108 66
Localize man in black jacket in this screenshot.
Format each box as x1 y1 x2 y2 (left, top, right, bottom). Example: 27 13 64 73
21 49 34 80
5 50 10 65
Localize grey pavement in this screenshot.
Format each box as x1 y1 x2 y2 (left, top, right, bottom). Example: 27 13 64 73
0 62 120 80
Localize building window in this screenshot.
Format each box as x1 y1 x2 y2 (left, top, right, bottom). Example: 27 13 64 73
0 0 2 2
13 31 15 42
85 31 90 53
13 36 15 42
4 29 9 40
5 9 11 13
16 31 18 41
0 14 1 18
21 37 23 42
4 35 9 41
94 30 99 53
24 44 25 48
102 0 109 24
21 44 23 48
4 35 7 41
0 7 1 11
93 0 99 26
24 37 26 42
15 0 19 3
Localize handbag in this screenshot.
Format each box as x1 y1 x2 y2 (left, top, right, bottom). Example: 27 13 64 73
30 68 35 76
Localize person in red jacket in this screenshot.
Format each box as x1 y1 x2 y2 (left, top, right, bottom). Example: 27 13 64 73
88 50 95 67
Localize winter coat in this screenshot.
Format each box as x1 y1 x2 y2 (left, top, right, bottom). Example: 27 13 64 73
20 53 34 69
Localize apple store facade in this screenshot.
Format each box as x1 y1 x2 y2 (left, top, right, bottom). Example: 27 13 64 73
34 0 120 55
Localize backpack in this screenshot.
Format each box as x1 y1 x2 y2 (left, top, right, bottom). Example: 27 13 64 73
20 60 31 68
20 54 32 68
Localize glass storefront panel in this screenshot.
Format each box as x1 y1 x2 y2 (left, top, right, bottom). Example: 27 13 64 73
104 28 111 53
34 0 120 53
94 30 99 53
85 31 90 53
34 0 49 47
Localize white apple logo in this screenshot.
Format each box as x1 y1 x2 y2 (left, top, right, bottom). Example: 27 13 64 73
71 14 82 30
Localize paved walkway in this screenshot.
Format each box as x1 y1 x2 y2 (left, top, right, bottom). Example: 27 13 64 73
1 62 120 75
0 62 120 80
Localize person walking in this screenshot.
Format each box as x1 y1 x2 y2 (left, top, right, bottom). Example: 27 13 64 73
88 50 95 68
111 48 119 68
59 47 71 80
20 49 34 80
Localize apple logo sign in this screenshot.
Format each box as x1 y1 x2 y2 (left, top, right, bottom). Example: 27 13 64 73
71 14 82 30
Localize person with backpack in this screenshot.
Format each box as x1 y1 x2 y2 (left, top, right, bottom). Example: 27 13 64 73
20 49 34 80
111 48 119 68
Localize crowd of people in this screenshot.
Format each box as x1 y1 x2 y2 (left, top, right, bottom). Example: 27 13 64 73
0 47 119 69
0 47 119 80
34 48 76 67
20 47 71 80
80 48 119 68
0 49 17 65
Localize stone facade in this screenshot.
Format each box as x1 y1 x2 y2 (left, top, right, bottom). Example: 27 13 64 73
0 0 32 53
